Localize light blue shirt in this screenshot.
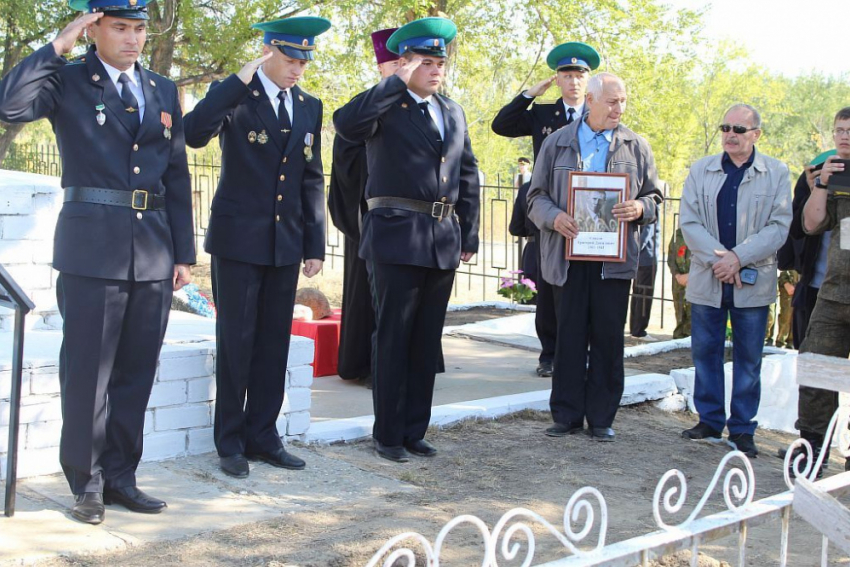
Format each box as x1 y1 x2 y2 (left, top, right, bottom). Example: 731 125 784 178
578 119 613 173
97 56 145 121
257 67 293 127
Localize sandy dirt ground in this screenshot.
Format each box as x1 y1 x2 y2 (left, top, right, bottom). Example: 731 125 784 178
31 406 848 567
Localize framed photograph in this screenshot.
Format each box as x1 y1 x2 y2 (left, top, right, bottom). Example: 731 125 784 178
565 171 630 262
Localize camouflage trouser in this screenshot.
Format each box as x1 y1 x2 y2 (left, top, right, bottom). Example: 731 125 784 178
797 297 850 437
776 290 794 348
765 302 776 344
672 282 691 339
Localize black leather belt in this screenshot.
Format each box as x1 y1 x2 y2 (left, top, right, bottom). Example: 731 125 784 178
366 196 455 220
64 187 166 211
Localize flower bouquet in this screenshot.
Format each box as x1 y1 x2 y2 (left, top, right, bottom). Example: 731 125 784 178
498 270 537 304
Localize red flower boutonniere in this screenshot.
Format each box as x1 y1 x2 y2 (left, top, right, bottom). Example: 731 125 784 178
677 245 687 258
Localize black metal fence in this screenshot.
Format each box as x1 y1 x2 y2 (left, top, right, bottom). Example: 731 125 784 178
3 142 682 329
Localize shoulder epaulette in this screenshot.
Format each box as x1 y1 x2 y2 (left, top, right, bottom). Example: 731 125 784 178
66 55 87 66
532 99 557 105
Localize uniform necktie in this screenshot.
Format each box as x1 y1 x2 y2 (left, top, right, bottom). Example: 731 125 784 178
566 107 576 125
418 101 443 145
277 91 292 142
117 73 140 130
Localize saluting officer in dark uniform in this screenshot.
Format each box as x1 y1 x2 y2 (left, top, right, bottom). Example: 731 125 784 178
334 17 480 463
0 0 195 524
183 17 329 479
492 42 600 378
328 28 399 387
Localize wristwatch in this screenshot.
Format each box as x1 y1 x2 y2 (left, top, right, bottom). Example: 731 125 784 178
815 176 828 189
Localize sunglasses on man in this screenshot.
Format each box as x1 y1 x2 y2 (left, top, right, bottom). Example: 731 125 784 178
718 124 759 134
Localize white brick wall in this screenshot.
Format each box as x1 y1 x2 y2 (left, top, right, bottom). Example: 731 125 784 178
154 403 211 431
26 420 62 450
148 381 188 408
0 171 316 480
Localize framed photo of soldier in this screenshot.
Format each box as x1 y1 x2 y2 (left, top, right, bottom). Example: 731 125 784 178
565 171 629 262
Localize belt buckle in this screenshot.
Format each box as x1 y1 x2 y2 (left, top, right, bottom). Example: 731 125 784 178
431 201 446 220
132 190 148 210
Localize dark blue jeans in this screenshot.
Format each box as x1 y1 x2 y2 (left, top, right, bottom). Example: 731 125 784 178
691 301 769 435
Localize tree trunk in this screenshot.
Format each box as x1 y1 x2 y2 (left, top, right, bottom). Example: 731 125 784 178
0 122 27 166
147 0 179 76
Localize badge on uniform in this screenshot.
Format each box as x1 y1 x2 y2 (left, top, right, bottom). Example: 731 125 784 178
161 112 172 139
248 131 257 143
95 104 106 126
257 130 269 144
304 133 314 162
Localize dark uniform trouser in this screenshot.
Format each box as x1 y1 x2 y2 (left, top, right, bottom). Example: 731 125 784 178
629 264 656 336
211 256 299 458
337 235 375 380
551 262 631 428
792 285 819 350
797 297 850 437
369 262 454 447
672 281 691 339
57 273 172 495
533 241 556 365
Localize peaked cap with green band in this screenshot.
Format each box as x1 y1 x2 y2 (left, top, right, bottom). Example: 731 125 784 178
252 16 332 61
386 17 457 57
546 42 600 72
69 0 149 20
811 149 837 167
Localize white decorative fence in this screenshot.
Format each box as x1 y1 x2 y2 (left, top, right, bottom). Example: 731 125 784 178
367 412 850 567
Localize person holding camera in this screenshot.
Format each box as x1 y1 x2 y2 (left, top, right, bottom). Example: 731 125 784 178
792 106 850 473
678 104 791 458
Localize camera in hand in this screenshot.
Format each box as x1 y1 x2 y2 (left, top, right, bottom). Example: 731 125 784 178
830 158 850 191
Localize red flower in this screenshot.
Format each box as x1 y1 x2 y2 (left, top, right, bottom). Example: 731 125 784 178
677 245 687 258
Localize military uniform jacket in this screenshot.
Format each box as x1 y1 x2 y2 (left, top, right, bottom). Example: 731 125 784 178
491 92 570 159
327 99 368 241
334 75 480 270
183 74 325 266
0 44 196 281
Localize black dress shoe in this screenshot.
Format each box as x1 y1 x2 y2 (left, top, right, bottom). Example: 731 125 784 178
590 427 615 442
404 439 437 457
103 486 167 514
220 454 249 478
544 422 584 437
245 447 306 470
71 492 104 525
374 440 409 463
536 361 553 377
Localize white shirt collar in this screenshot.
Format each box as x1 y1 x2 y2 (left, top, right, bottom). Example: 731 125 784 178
96 55 139 87
257 67 290 101
562 100 583 116
407 90 434 106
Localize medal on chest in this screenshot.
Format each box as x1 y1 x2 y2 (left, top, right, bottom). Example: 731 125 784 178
95 104 106 126
304 132 314 163
161 111 173 139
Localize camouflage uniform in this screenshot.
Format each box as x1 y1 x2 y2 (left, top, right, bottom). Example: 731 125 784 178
797 193 850 440
667 228 691 339
776 270 799 348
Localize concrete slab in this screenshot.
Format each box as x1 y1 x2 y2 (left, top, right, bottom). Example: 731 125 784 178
310 335 544 422
1 449 414 565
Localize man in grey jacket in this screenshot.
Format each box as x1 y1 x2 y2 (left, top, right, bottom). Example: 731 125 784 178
679 104 791 457
528 73 663 442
